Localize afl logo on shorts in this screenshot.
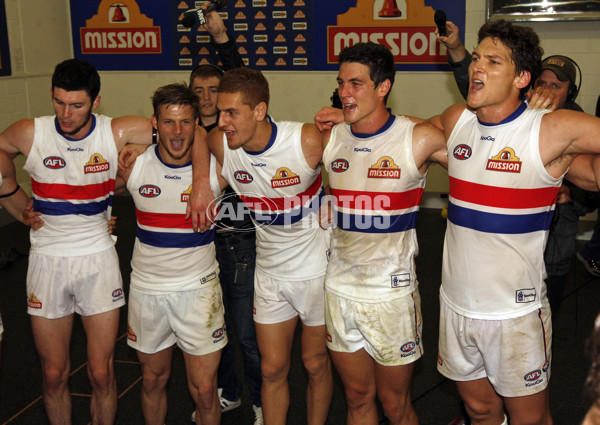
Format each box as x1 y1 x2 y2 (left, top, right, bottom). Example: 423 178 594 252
212 328 224 339
44 156 66 169
139 184 161 198
401 341 416 353
331 159 349 173
524 369 541 381
234 171 253 184
453 145 472 160
112 288 124 302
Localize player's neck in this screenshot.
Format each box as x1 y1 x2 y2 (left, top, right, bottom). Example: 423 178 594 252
351 105 390 135
243 119 272 153
476 97 523 124
200 114 217 128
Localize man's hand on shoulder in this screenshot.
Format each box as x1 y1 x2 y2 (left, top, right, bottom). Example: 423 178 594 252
314 106 344 132
527 87 559 111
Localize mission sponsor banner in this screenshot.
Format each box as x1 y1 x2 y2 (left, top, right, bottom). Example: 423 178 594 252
70 0 464 71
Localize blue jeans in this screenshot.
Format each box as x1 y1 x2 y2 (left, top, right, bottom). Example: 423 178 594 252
215 232 262 407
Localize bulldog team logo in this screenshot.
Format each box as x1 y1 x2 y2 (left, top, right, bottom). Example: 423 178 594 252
486 147 522 173
271 167 301 188
84 153 110 174
181 185 192 203
27 293 42 309
368 156 400 179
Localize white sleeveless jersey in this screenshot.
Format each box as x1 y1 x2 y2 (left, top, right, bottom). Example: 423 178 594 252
24 115 117 256
127 145 221 294
222 118 329 280
323 115 425 302
442 103 560 319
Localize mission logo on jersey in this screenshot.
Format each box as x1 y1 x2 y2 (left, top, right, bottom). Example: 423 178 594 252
181 184 192 203
271 167 301 188
84 153 110 174
368 156 400 179
486 147 522 173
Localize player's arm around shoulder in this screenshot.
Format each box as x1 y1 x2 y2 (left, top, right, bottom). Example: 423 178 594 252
412 121 448 173
111 115 153 152
206 125 224 166
301 123 324 170
188 125 216 231
0 118 35 158
540 110 600 177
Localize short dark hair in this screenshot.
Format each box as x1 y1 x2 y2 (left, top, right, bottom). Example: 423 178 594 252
218 68 269 109
51 58 101 102
477 20 543 98
338 42 396 103
151 83 199 119
189 64 225 87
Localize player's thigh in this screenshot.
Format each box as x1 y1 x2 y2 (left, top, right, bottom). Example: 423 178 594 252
31 314 74 370
81 308 120 367
183 350 222 389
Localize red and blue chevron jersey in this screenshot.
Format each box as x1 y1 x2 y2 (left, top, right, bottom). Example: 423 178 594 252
127 145 221 294
441 103 559 319
222 118 330 281
24 115 117 256
323 114 425 302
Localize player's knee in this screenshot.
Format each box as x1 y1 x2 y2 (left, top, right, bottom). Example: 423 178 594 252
462 398 500 423
301 349 330 378
192 382 217 410
379 395 411 423
261 357 289 383
43 365 69 391
141 370 170 394
344 383 375 411
87 363 114 390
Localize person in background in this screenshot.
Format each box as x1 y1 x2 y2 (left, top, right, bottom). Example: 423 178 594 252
189 6 264 424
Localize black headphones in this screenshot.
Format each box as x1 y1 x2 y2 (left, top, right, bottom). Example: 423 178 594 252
543 55 582 103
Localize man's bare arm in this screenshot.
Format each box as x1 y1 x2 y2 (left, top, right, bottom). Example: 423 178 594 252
111 116 154 152
188 126 214 232
0 119 35 158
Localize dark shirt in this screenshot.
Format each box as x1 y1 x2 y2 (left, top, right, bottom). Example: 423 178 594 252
204 34 254 233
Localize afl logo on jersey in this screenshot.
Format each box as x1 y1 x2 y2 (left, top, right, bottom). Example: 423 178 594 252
453 144 472 160
44 156 66 169
139 184 161 198
234 171 253 184
331 159 349 173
